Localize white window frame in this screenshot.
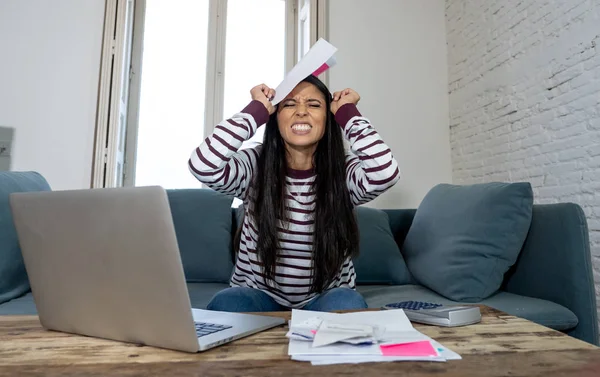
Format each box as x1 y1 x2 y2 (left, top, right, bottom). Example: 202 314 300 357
92 0 328 188
203 0 228 139
122 0 146 187
92 0 135 188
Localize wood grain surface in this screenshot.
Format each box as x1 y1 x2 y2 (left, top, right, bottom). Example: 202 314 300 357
0 306 598 376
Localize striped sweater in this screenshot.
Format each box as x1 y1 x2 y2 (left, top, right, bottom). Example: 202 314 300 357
188 100 400 308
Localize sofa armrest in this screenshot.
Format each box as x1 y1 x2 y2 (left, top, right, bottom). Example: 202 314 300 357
0 171 52 305
503 203 599 345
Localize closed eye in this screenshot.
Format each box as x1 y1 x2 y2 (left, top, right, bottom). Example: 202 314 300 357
281 99 322 107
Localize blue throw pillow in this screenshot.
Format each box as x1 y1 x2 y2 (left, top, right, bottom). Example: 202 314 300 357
353 206 412 285
402 182 534 302
167 189 234 283
0 171 52 305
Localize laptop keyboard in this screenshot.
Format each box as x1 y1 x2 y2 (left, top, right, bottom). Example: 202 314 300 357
194 322 232 338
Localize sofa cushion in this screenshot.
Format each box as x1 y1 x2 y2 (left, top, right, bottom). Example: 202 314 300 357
402 182 534 302
167 189 234 283
353 206 412 285
234 203 244 228
0 171 52 305
0 292 37 315
358 284 578 331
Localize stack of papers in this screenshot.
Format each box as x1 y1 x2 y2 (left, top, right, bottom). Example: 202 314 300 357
286 309 461 365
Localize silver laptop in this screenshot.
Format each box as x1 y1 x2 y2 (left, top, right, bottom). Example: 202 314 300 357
9 185 284 353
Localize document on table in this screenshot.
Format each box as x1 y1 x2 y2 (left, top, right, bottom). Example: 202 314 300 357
286 309 461 366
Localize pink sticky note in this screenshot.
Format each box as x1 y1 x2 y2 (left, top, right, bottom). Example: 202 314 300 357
312 63 330 76
312 56 337 76
380 341 438 357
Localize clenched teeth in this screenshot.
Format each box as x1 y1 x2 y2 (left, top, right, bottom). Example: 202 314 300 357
292 124 311 131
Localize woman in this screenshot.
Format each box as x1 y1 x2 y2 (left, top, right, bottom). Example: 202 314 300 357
189 75 400 312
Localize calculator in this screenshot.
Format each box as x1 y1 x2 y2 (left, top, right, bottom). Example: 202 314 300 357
382 300 481 327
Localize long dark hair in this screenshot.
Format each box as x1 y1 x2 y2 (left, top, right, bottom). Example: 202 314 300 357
234 75 359 294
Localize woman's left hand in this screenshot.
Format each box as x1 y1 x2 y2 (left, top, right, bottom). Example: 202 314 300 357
331 88 360 115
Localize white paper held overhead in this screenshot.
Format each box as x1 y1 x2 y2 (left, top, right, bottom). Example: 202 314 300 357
271 38 338 105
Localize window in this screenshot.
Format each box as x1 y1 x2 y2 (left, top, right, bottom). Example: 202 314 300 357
133 1 210 189
222 0 286 122
220 0 287 149
92 0 326 189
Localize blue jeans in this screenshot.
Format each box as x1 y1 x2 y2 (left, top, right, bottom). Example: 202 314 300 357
206 286 368 312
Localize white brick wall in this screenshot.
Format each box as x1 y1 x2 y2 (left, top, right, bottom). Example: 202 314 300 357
446 0 600 337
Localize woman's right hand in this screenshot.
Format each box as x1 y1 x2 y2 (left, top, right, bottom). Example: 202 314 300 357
250 84 276 115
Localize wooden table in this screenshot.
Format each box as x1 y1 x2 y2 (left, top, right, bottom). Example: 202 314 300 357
0 306 598 376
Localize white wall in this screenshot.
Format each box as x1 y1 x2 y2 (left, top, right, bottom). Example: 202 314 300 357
0 0 106 190
446 0 600 336
327 0 452 209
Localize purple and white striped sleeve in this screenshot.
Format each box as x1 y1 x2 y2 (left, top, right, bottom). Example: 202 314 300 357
188 100 269 199
335 103 401 206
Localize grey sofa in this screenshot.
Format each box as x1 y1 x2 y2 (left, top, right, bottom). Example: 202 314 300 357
0 171 598 346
